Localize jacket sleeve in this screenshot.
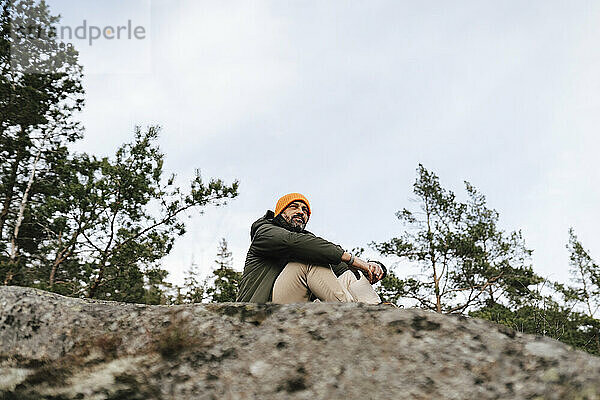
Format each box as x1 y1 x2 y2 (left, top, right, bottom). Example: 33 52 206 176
331 261 351 277
251 224 344 266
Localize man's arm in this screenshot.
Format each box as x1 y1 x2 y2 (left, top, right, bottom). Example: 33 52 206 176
252 224 384 283
251 224 344 266
341 253 384 284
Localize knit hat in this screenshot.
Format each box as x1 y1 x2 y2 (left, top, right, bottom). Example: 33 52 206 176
274 193 311 217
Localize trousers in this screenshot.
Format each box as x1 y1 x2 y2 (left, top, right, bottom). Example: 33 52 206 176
271 261 381 304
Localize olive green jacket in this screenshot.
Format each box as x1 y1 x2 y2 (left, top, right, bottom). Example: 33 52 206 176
236 210 350 303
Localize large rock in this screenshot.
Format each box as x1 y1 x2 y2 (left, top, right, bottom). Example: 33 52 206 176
1 286 599 399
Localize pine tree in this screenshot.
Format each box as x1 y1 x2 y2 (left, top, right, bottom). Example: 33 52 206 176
373 164 541 313
182 258 205 304
552 229 600 354
0 1 240 302
1 0 84 285
205 238 241 303
565 228 600 319
2 123 238 302
66 127 238 302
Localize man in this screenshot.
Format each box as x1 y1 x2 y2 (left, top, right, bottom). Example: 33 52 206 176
237 193 385 303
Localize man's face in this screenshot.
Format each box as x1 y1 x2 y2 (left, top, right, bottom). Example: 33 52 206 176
281 201 309 230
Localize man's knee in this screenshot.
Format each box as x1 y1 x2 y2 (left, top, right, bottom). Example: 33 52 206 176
282 261 308 275
338 269 359 286
273 262 312 303
275 262 310 288
275 262 355 303
338 270 381 304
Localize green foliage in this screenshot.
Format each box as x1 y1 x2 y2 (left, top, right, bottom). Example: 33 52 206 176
170 238 242 304
373 164 541 313
1 0 84 284
1 0 239 304
180 261 206 304
376 270 410 305
562 229 600 317
205 238 242 303
70 127 236 302
350 247 365 257
1 124 238 302
471 298 600 356
373 165 600 356
551 229 600 354
1 0 84 131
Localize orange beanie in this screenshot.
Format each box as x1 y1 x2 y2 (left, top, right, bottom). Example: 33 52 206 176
274 193 311 216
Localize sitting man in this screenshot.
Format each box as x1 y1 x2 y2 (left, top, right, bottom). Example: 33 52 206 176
237 193 386 304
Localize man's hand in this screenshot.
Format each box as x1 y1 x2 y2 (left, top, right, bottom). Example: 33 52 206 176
365 262 384 284
342 252 385 284
354 259 384 284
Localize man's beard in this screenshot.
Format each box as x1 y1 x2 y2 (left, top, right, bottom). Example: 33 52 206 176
289 216 306 230
275 214 306 232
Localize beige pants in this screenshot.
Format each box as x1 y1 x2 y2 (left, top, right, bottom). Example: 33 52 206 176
272 262 381 304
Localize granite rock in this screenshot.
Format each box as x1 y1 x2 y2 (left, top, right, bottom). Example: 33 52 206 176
1 286 599 399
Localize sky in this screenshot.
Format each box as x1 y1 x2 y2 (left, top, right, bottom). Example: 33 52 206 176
45 0 600 286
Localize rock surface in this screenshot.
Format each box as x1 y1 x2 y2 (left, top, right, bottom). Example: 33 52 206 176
1 286 599 400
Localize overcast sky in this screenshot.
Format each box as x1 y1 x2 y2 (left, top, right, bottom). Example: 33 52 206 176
46 0 600 286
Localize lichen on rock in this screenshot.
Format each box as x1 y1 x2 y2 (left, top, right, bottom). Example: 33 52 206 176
1 286 599 399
